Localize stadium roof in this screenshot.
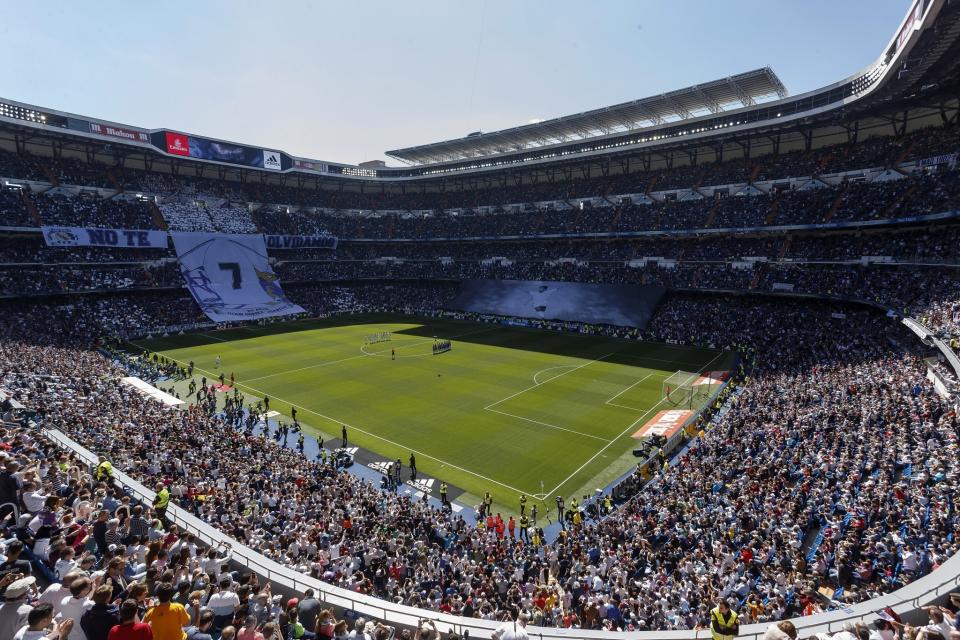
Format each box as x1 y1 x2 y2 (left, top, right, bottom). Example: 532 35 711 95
386 67 788 165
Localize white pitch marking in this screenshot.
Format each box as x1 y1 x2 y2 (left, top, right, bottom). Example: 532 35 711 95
604 373 653 405
245 353 368 382
485 407 611 443
532 364 578 386
543 348 729 498
484 353 613 411
542 396 668 500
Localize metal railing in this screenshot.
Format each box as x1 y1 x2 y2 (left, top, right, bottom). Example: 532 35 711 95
903 316 960 379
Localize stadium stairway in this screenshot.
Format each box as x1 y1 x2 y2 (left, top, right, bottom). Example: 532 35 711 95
530 210 545 235
749 263 767 289
38 160 58 186
881 183 919 219
893 140 916 168
644 174 659 195
822 182 851 223
703 198 721 228
565 204 585 233
149 201 168 230
777 236 793 260
764 193 781 225
608 203 625 231
692 166 708 191
104 167 124 192
20 189 42 227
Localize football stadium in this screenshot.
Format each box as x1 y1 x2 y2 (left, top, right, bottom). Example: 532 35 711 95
1 1 960 639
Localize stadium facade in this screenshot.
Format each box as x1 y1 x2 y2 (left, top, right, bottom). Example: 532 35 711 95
0 0 957 193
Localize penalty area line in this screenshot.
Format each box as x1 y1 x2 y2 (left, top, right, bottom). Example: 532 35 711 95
484 353 614 411
531 364 579 386
484 406 611 443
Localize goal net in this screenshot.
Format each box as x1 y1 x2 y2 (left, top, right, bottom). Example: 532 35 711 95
661 370 703 408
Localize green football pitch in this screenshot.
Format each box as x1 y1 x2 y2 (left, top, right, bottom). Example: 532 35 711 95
132 314 732 515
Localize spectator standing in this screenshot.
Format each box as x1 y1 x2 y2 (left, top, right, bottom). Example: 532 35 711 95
56 576 94 640
81 585 120 640
143 583 189 640
183 609 216 640
109 599 154 640
298 590 321 632
152 485 169 523
207 576 240 632
491 611 529 640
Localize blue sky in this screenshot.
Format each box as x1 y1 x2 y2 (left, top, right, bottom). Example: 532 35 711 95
1 0 910 165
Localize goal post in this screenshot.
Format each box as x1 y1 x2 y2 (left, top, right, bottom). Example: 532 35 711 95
661 370 702 408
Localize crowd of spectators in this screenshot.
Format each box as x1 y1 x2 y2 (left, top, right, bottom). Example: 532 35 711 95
237 123 957 211
0 243 173 265
252 208 332 236
1 186 35 227
0 287 956 637
0 136 957 248
0 93 959 640
32 194 158 230
0 262 181 297
244 167 960 240
159 202 258 234
271 257 959 312
304 227 959 264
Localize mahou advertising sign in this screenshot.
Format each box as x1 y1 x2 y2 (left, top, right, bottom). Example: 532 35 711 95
89 122 150 143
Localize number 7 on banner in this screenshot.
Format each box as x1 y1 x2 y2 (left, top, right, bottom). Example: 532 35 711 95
218 262 242 289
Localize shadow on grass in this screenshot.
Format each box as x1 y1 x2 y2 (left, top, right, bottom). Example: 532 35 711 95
133 312 728 372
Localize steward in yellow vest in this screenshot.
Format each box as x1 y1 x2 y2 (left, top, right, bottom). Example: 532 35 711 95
710 601 739 640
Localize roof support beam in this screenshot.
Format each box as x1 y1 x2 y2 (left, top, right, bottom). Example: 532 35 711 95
661 93 693 120
635 104 664 126
691 85 722 113
726 76 756 107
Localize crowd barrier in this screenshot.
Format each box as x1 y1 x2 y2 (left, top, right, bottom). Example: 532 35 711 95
903 316 960 378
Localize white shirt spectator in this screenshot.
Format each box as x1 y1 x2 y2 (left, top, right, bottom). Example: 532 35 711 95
207 589 241 617
56 596 92 640
38 583 70 608
22 490 48 513
492 618 529 640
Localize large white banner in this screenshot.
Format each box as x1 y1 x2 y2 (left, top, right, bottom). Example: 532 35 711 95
171 233 305 322
42 226 168 248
